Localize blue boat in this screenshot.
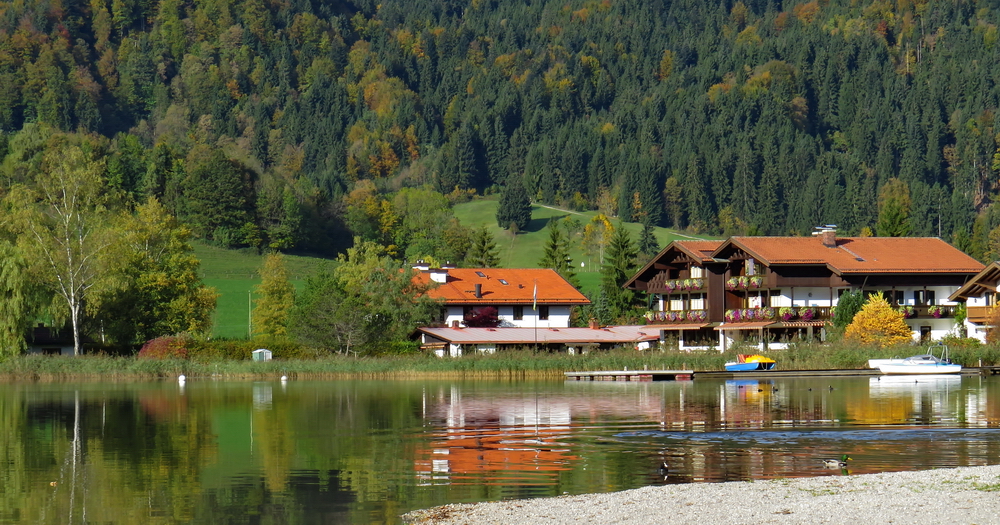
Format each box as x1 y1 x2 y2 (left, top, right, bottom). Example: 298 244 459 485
724 354 776 372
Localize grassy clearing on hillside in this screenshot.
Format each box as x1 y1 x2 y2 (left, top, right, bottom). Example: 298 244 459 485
453 197 712 282
192 241 333 279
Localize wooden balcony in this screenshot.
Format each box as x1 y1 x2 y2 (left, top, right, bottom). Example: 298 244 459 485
967 306 993 324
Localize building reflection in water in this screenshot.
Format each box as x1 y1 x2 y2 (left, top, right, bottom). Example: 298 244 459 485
416 377 1000 485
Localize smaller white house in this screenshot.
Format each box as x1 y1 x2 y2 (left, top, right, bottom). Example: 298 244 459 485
413 265 590 329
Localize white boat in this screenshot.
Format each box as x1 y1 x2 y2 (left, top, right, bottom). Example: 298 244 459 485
876 345 961 375
867 358 904 369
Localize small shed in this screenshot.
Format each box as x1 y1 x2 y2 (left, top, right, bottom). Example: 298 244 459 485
252 348 272 362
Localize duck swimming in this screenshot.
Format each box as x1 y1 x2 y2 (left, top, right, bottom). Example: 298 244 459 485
824 454 852 468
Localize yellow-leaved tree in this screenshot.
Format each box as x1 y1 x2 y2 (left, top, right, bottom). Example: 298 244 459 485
253 253 295 338
844 292 912 347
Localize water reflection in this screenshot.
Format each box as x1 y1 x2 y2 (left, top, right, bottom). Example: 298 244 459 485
0 376 998 524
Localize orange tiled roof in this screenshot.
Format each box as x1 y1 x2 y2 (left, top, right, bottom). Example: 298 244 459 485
721 237 984 274
415 268 590 305
673 239 726 262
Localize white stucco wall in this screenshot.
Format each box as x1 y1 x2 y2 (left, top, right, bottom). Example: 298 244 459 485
445 305 572 328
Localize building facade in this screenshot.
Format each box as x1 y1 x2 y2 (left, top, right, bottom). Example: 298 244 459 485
625 229 984 351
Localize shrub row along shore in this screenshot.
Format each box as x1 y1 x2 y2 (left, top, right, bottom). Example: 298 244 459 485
2 340 1000 381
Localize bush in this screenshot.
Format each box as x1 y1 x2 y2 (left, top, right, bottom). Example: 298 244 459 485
138 335 191 360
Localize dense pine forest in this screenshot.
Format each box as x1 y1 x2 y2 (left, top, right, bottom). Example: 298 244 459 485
2 0 1000 261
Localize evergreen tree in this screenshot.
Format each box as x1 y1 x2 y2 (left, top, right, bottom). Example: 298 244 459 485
637 218 660 262
466 226 500 268
833 289 865 329
496 177 532 231
599 225 638 323
538 219 579 287
876 178 912 237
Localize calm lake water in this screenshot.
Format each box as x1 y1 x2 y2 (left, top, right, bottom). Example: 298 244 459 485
1 374 998 524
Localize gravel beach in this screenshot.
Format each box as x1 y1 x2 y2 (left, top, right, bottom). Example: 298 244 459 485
402 465 1000 525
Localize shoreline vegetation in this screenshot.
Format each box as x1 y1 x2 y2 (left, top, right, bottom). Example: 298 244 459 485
3 340 1000 381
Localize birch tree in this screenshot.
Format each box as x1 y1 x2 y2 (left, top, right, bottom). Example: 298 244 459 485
6 146 111 355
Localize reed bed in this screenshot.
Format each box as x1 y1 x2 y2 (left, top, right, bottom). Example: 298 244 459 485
2 339 999 382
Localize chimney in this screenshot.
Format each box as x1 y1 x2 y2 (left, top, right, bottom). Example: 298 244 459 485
821 229 836 248
412 259 430 271
430 267 449 283
474 283 482 298
589 318 600 330
812 225 838 248
441 261 457 269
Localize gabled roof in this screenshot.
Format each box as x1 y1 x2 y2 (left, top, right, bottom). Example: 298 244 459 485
713 236 984 275
415 268 590 305
416 325 657 345
623 239 724 289
949 261 1000 301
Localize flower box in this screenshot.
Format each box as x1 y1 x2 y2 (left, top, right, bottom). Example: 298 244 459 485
687 310 707 322
800 307 815 321
778 307 796 321
929 306 943 318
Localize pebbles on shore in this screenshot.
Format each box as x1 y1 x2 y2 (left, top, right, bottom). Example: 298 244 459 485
402 465 1000 525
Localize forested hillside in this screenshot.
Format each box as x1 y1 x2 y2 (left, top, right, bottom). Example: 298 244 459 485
3 0 1000 260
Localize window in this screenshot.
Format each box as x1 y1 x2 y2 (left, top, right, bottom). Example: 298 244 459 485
914 290 936 306
539 305 550 320
769 290 782 307
691 266 704 278
514 306 524 320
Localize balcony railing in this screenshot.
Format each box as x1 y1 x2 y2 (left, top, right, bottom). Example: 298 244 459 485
967 306 992 324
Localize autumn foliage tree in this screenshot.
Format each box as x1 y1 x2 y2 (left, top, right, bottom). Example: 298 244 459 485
253 253 295 338
844 293 913 348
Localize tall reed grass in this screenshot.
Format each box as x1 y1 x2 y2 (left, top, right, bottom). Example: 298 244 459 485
3 339 999 381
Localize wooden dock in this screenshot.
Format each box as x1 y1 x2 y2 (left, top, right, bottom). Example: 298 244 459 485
564 370 694 381
567 367 1000 381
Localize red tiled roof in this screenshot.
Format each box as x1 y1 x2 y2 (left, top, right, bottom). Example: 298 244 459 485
415 268 590 305
417 325 657 345
673 240 726 262
720 237 984 274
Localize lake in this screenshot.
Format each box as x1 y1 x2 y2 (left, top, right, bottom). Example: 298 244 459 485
1 374 998 524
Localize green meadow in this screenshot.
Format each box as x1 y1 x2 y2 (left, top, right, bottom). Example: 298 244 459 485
193 242 332 338
196 197 710 338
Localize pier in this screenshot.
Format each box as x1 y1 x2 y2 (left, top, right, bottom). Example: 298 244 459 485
564 370 694 381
